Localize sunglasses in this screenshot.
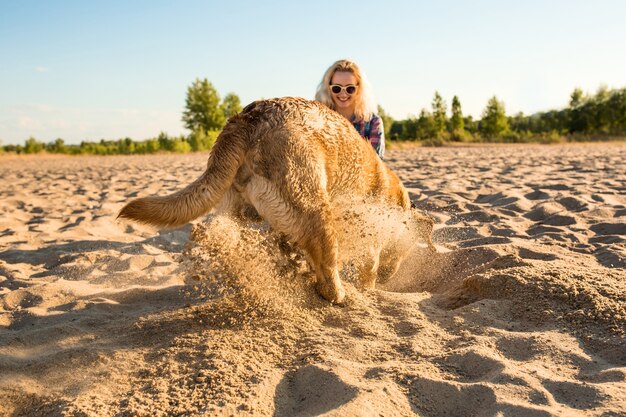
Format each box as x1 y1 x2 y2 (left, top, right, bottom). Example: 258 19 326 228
330 84 357 95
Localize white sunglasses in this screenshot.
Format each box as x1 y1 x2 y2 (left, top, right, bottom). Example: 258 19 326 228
330 84 358 95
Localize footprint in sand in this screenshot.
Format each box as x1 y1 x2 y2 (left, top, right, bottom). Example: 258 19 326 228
590 222 626 236
542 380 605 410
496 336 540 361
407 377 497 416
525 189 551 200
557 196 589 212
474 191 519 207
516 247 559 261
438 350 506 383
1 289 43 310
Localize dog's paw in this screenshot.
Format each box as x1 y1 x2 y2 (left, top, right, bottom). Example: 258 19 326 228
316 280 346 305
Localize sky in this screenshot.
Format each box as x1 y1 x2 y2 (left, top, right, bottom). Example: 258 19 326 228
1 0 625 145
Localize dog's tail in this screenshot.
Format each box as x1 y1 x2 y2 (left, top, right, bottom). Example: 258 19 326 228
118 122 249 228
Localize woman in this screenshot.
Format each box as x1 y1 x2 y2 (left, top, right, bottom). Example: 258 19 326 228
315 59 385 159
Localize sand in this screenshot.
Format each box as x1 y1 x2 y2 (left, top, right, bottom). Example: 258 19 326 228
0 143 624 416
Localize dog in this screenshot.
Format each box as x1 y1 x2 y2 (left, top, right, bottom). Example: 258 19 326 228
118 97 434 303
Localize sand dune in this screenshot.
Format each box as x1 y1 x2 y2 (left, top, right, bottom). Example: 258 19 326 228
0 144 624 416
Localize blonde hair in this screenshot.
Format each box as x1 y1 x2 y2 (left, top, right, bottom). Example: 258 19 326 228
315 59 378 122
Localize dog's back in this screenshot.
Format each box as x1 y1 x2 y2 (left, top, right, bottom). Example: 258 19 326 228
237 98 410 210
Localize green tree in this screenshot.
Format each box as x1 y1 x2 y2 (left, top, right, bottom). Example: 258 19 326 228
607 88 626 133
418 109 437 139
479 96 509 138
170 136 192 153
591 85 612 133
377 105 394 139
24 136 45 154
220 93 242 120
117 137 135 154
595 84 609 102
509 112 529 133
389 120 404 140
157 131 175 151
46 138 67 153
463 115 478 134
144 138 161 153
570 88 584 107
450 95 464 132
402 117 419 140
188 129 218 151
431 91 447 136
182 78 226 132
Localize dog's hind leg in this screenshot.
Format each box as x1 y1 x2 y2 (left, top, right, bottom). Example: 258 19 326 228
412 211 436 252
298 209 345 304
215 187 263 223
245 176 345 304
358 245 381 290
377 243 406 284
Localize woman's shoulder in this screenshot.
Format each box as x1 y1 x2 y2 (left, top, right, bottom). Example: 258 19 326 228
359 113 380 123
369 113 382 126
354 113 382 126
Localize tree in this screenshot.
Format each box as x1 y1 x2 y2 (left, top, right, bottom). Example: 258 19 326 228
389 120 404 140
431 91 447 136
568 87 589 133
24 136 45 154
570 88 584 108
450 95 464 132
220 93 243 120
188 129 218 151
46 138 67 153
509 112 529 132
402 117 419 140
377 105 394 139
479 96 509 138
117 137 135 154
463 115 478 133
591 85 612 133
416 109 437 139
141 139 160 154
157 131 174 151
182 78 225 132
607 88 626 132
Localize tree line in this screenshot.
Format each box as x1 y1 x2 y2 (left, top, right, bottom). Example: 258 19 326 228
381 85 626 144
0 79 242 155
2 81 625 155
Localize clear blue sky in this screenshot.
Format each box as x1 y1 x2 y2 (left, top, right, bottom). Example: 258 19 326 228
1 0 625 144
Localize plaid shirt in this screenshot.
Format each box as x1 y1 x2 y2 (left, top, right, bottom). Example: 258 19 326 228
352 114 385 159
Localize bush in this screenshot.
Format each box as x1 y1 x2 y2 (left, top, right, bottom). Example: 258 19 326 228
449 129 474 142
537 131 566 144
421 137 447 147
143 139 161 153
24 137 45 154
46 138 67 153
170 138 192 153
188 129 219 151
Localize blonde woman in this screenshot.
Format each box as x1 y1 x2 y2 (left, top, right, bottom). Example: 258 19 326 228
315 59 385 159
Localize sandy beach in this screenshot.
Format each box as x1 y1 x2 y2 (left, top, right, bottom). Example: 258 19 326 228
1 143 624 416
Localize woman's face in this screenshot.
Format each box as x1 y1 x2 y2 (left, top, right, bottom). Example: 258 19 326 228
330 71 358 113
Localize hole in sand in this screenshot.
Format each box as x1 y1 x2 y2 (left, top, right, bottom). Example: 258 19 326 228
273 365 358 416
